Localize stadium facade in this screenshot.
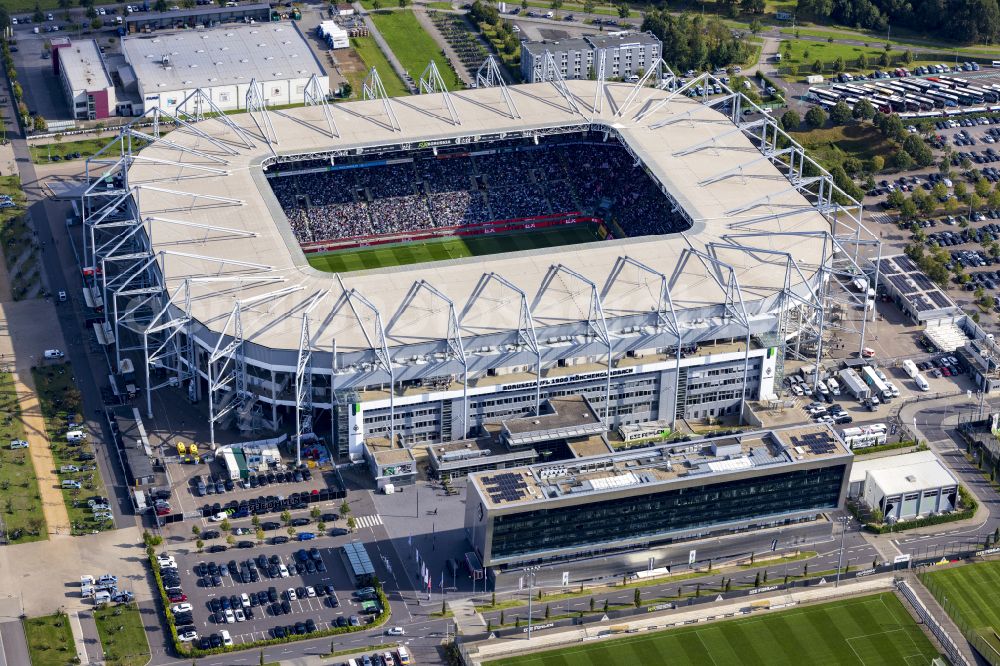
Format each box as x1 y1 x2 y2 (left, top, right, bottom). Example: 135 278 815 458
464 423 853 567
78 65 880 461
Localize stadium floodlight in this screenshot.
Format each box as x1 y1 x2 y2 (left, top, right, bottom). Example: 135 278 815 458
418 61 461 126
362 68 401 132
474 56 520 119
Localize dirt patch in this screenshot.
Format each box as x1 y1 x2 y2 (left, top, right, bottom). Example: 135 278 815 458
14 371 70 535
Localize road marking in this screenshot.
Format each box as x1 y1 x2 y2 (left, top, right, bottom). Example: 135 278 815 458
354 514 383 529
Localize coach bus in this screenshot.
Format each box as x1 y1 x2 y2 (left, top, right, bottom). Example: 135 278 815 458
926 90 959 107
966 85 998 103
868 95 893 114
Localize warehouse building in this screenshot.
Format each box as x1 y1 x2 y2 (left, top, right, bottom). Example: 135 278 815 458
124 2 272 34
465 423 853 567
122 22 327 115
851 450 959 521
520 31 662 83
55 39 116 120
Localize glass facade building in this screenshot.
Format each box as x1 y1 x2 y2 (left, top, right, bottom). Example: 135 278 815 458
487 465 846 562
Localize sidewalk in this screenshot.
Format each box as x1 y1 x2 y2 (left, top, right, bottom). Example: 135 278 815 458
464 575 896 664
901 572 979 666
68 611 89 666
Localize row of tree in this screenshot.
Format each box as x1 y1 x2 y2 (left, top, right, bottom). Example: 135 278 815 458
795 0 1000 45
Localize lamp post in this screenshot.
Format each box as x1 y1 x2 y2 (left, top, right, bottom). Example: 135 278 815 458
835 516 852 588
525 565 541 640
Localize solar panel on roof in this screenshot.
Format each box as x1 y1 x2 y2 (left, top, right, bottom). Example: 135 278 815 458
895 255 919 272
911 273 934 290
928 291 953 308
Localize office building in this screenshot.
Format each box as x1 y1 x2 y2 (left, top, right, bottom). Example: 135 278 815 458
521 31 662 83
465 423 853 567
55 39 116 120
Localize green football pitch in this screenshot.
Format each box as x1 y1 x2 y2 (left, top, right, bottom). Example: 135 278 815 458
484 593 941 666
306 225 603 273
921 561 1000 658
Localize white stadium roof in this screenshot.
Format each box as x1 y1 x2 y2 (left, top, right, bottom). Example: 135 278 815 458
123 79 839 353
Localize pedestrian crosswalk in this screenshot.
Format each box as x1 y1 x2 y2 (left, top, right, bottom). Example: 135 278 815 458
868 213 896 226
353 514 383 529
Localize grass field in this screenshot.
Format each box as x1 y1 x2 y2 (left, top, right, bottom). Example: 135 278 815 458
790 123 898 172
29 136 124 165
349 36 410 97
781 40 943 74
370 10 463 90
32 364 111 535
93 603 151 666
22 613 76 666
308 225 603 273
0 370 46 543
485 593 940 666
780 26 1000 56
921 561 1000 660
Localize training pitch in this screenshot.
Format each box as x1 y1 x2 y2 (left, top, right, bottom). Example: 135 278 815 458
306 225 604 273
484 593 940 666
921 560 1000 657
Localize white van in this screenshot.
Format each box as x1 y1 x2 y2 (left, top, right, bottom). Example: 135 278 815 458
62 480 82 489
94 590 111 604
66 430 86 442
915 374 929 391
43 349 65 359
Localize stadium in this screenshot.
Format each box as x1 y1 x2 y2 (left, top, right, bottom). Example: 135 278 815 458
81 67 879 461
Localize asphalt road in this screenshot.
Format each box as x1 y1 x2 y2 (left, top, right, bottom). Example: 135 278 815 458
0 621 29 666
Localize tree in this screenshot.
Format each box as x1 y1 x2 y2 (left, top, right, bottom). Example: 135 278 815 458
287 526 296 537
976 178 992 198
743 0 765 13
878 51 890 67
970 193 985 213
811 59 823 74
955 181 968 201
544 604 550 619
886 189 906 209
220 517 231 532
749 18 763 34
255 528 265 543
340 500 351 517
891 150 914 171
990 186 1000 209
196 539 204 552
833 55 846 72
58 0 71 9
521 0 528 8
182 0 196 7
633 588 641 608
310 506 321 520
902 134 934 167
857 52 868 70
870 155 885 172
582 0 595 11
398 0 406 7
154 0 168 11
589 597 595 612
805 106 826 128
191 524 201 537
901 50 913 64
281 509 292 525
829 100 851 125
753 571 761 587
90 16 101 29
347 516 356 531
781 110 800 130
899 199 918 221
33 3 44 22
317 522 326 532
853 98 876 121
617 3 630 18
226 534 235 546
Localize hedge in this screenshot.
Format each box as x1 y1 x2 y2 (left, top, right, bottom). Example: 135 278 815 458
853 440 922 456
864 485 978 534
149 552 392 658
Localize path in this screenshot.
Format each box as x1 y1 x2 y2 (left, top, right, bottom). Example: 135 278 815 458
902 572 980 666
413 6 473 86
14 370 70 535
68 611 91 665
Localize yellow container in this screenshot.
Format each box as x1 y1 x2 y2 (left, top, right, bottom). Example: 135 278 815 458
176 442 186 456
188 443 199 455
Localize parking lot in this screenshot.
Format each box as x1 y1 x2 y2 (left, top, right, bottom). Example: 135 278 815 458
163 532 381 649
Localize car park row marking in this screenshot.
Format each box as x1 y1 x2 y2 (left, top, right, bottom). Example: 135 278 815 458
353 514 383 529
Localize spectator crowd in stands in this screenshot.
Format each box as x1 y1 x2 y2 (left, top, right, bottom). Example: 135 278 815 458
268 140 687 245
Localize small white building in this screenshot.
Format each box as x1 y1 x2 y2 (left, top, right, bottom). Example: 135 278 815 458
850 451 959 521
317 21 350 49
122 22 328 115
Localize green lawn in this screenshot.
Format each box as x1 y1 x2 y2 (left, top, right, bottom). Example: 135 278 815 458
781 39 943 74
29 136 124 165
485 593 940 666
93 603 151 666
22 613 76 666
350 36 410 97
0 370 47 543
370 10 463 90
308 225 603 273
790 122 898 172
921 561 1000 660
0 174 26 226
781 25 1000 56
32 364 112 535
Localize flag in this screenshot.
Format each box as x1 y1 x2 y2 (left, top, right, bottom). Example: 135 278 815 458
407 535 412 547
